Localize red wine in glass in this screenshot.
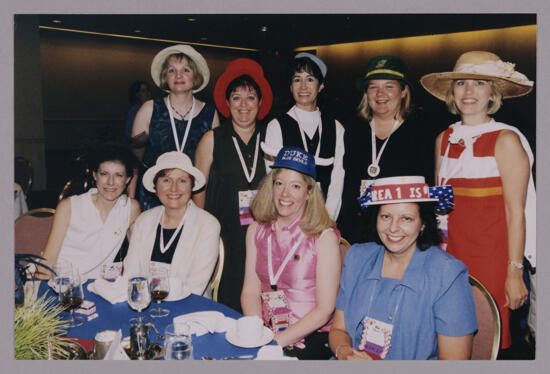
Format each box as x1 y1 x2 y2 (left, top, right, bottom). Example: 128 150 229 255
151 290 169 301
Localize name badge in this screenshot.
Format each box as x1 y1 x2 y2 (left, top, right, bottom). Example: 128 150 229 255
100 262 122 281
261 290 291 333
238 190 257 226
358 317 393 360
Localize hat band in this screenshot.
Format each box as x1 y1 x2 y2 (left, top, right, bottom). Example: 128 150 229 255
366 69 404 78
453 61 533 87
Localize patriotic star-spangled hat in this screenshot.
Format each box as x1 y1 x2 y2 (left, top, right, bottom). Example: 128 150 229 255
357 176 454 213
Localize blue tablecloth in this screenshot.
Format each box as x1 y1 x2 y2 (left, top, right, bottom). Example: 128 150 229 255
38 281 268 360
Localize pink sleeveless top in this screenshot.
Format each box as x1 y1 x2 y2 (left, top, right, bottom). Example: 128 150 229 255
255 217 337 333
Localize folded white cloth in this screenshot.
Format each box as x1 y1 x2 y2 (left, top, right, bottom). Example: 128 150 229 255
255 345 297 360
173 311 236 336
87 276 127 304
104 329 130 360
164 277 190 301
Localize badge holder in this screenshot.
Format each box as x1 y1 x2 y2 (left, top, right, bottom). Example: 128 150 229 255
238 190 258 226
261 290 291 333
358 317 393 360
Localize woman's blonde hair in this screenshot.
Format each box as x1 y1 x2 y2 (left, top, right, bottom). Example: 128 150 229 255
445 79 503 115
251 169 335 237
159 53 204 91
356 81 411 122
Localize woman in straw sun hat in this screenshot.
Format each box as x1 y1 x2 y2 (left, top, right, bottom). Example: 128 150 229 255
421 50 536 352
131 44 220 211
329 176 476 360
194 58 273 313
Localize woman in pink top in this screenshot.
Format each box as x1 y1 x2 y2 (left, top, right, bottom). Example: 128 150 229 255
241 147 341 359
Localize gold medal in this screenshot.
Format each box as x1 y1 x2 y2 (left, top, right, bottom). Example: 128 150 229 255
368 164 380 177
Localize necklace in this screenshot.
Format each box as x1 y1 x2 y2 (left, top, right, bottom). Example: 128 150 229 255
170 102 192 119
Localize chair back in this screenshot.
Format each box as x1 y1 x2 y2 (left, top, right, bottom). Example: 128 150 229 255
209 238 225 302
469 275 501 360
339 237 351 268
14 208 56 256
14 156 33 196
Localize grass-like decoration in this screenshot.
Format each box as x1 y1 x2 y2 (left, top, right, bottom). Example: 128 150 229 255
14 292 74 360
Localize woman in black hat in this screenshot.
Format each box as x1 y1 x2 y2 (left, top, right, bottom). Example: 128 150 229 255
337 55 438 245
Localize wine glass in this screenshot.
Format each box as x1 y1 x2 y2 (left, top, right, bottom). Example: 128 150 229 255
128 276 151 323
149 267 170 318
57 267 84 328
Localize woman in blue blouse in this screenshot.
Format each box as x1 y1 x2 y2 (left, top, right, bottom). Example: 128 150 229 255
329 176 477 360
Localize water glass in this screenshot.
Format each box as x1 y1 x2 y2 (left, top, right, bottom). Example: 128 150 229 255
164 323 193 360
128 276 151 323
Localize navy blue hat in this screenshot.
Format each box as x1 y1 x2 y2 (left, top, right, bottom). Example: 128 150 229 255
272 147 316 179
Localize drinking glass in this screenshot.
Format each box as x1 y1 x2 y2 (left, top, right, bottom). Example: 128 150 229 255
128 276 151 323
57 267 84 327
149 267 170 318
164 323 193 360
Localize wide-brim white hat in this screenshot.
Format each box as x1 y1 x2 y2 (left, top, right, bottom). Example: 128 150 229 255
150 44 210 93
142 151 205 192
420 51 533 101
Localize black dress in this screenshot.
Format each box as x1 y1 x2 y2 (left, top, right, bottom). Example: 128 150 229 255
204 121 267 313
337 111 438 244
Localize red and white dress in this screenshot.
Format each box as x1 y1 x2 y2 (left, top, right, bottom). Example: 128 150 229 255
438 119 536 349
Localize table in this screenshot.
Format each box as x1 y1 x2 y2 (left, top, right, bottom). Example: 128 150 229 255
38 281 271 360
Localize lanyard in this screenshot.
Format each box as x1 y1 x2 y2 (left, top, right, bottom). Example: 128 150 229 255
360 278 406 330
232 133 260 184
159 208 187 254
292 107 322 158
166 95 196 153
267 231 305 288
368 119 399 178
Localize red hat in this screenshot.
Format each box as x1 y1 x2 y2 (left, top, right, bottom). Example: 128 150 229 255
213 58 273 120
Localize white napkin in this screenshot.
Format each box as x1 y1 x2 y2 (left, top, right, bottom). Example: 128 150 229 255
173 311 236 336
255 345 297 360
104 329 130 360
87 276 127 304
164 277 191 301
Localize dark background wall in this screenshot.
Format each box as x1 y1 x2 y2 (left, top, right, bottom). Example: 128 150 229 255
14 19 536 207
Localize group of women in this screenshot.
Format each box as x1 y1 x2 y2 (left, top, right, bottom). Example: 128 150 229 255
37 44 536 360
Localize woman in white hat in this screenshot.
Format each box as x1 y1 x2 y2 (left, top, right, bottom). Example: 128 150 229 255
123 151 220 298
262 53 345 222
338 55 438 246
241 147 341 360
421 51 536 352
329 176 476 360
131 44 220 211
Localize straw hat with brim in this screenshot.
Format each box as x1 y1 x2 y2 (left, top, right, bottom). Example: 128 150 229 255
420 51 534 101
213 58 273 120
142 151 205 192
150 44 210 93
356 55 411 91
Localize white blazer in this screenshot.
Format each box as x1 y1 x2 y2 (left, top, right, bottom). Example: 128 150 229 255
123 201 220 298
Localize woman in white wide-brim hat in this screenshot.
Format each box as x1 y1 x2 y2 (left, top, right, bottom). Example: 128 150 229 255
123 151 220 299
421 50 536 352
131 44 220 211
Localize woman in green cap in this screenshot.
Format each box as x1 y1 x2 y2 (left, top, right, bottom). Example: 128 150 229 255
337 55 438 245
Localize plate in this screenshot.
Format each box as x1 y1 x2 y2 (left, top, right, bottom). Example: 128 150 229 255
225 326 274 348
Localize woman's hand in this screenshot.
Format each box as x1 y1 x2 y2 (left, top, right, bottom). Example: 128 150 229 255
337 346 373 360
505 268 528 310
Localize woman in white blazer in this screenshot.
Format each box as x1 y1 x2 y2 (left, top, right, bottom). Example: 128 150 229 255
123 151 220 298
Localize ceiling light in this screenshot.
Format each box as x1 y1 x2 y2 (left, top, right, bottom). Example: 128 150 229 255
261 26 268 32
200 37 208 40
187 18 197 22
52 19 62 24
134 29 141 33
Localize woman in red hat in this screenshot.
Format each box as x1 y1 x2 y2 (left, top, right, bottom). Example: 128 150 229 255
194 58 273 313
131 45 220 211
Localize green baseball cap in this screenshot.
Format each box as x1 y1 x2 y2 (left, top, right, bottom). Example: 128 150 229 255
356 55 410 91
